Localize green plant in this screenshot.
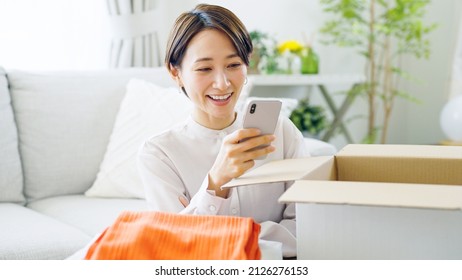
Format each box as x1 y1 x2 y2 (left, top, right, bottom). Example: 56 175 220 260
290 99 329 137
249 30 270 74
320 0 437 143
249 30 283 74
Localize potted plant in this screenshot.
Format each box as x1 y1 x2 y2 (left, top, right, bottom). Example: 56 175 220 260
320 0 437 143
249 30 284 74
249 30 270 74
277 40 304 74
290 99 329 138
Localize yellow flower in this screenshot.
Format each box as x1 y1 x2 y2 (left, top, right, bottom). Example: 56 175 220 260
278 40 303 54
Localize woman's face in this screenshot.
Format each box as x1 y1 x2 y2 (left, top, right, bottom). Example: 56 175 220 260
171 29 247 130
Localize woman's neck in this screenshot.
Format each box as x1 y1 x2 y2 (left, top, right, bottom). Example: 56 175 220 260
193 112 237 130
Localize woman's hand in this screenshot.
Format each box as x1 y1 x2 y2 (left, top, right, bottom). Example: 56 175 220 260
208 128 276 198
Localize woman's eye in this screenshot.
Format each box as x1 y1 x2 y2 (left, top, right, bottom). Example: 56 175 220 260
228 63 242 69
196 67 212 72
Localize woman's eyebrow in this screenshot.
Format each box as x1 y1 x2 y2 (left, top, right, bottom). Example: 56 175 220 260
193 54 239 63
194 57 213 63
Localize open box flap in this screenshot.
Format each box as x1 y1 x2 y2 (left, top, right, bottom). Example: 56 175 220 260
222 156 335 188
279 180 462 210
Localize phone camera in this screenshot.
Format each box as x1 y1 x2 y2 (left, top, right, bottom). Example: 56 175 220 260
250 103 256 114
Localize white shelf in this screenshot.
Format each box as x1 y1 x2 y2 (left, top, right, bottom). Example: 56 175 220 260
248 74 366 86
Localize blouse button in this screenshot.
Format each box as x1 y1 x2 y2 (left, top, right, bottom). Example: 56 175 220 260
209 205 216 212
231 208 238 215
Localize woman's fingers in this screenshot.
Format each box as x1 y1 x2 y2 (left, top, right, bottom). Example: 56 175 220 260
227 129 275 153
226 128 261 144
178 196 189 207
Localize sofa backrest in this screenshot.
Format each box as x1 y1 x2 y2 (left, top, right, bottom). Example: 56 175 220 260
0 67 25 203
8 67 175 201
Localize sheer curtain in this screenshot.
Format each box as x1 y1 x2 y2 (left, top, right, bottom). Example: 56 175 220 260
449 13 462 99
107 0 162 67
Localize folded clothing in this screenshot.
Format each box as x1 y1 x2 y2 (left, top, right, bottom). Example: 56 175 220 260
85 211 261 260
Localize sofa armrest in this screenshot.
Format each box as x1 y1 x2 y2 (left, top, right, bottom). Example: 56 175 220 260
304 138 337 156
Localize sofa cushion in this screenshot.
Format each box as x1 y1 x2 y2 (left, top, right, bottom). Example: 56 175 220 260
85 79 193 199
0 203 90 259
0 67 24 203
27 195 148 236
8 68 174 201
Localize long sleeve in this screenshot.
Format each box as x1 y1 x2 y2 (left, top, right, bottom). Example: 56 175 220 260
137 139 233 215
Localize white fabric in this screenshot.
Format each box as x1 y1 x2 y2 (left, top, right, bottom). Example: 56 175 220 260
86 79 192 198
109 9 160 39
108 0 161 67
0 68 24 203
303 137 337 156
137 114 309 258
0 203 90 260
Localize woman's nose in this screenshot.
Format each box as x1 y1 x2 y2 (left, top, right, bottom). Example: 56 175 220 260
213 71 231 90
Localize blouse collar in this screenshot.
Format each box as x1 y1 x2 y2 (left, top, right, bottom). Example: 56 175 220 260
186 112 243 138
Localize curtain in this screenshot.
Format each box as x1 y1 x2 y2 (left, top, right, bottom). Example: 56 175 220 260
107 0 161 67
449 12 462 99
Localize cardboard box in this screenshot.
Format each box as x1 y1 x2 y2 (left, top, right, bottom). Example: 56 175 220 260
225 144 462 259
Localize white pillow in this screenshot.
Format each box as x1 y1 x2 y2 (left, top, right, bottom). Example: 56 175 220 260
85 79 192 198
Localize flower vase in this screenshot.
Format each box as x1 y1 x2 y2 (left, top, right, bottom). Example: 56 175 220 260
300 47 319 74
286 56 294 74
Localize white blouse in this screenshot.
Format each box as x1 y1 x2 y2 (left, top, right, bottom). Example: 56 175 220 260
137 114 309 258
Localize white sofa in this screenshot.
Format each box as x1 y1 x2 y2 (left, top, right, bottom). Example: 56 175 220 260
0 66 336 260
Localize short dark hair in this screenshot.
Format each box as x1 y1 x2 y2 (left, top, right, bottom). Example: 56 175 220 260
165 4 253 69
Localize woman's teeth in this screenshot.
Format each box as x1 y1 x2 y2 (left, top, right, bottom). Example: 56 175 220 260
209 93 231 100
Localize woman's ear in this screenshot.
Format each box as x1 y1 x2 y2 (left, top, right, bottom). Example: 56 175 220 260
168 64 182 87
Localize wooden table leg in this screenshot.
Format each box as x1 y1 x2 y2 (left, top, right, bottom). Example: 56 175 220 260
318 84 359 143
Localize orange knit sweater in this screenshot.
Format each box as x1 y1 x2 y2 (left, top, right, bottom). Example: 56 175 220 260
85 211 261 260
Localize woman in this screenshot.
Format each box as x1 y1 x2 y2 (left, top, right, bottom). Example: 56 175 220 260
137 3 309 258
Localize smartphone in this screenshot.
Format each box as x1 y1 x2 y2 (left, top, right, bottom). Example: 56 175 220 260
241 100 282 159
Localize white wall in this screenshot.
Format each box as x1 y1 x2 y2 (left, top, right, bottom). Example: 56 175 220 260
0 0 110 71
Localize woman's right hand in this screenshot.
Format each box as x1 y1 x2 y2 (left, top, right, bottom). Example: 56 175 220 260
208 128 276 197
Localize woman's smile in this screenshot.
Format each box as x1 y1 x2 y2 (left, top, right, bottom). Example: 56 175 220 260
207 92 233 105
